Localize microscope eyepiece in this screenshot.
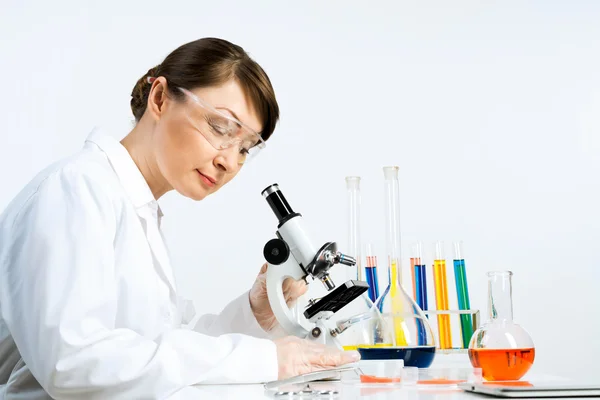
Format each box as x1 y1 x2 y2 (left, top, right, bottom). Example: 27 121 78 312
261 183 281 198
262 183 300 226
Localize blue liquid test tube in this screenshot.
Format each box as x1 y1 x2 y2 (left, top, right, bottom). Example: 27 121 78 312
411 241 428 312
364 243 380 305
411 241 428 345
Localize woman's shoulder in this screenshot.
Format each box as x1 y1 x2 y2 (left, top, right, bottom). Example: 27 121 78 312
1 145 127 226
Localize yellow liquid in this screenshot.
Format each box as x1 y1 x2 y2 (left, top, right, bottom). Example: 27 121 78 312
390 260 408 346
433 259 452 349
343 343 394 351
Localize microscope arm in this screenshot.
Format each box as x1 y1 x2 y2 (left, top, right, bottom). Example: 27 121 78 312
265 256 310 338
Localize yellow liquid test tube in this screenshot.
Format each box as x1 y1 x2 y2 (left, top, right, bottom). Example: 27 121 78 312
433 242 452 349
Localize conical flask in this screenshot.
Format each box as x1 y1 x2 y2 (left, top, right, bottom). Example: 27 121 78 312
356 166 436 367
468 271 535 381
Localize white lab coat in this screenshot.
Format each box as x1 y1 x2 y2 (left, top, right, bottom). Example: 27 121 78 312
0 128 279 400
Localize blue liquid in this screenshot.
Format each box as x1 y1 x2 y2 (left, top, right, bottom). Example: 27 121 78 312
365 266 380 304
412 305 428 346
453 259 473 348
377 285 388 313
414 264 428 311
414 264 428 346
357 346 436 368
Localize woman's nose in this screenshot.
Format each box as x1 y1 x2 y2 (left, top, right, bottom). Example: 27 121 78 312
214 146 239 171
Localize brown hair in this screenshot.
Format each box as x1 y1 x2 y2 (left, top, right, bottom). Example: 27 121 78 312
130 37 279 141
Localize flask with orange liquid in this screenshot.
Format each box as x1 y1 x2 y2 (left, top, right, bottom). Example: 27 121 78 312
468 271 535 381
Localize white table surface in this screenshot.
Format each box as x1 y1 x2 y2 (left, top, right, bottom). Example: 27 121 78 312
170 372 587 400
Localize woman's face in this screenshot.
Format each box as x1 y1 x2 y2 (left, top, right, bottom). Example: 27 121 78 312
150 79 263 201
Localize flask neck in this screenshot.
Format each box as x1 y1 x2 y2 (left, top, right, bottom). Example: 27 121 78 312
383 166 402 285
487 271 514 322
388 257 402 287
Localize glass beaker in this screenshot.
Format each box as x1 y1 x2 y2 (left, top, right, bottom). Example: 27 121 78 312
332 298 437 368
468 271 535 381
345 166 436 367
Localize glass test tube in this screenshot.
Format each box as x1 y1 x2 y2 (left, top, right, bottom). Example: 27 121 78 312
345 177 363 281
411 241 428 346
383 166 407 346
454 241 473 348
433 241 452 349
412 241 428 312
365 244 380 305
410 252 418 302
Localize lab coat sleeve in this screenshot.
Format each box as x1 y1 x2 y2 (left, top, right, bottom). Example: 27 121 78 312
193 290 273 339
0 168 278 400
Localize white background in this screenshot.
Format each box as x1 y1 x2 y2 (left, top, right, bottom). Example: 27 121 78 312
1 0 599 382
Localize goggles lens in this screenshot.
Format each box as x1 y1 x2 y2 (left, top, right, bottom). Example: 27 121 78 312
177 87 265 165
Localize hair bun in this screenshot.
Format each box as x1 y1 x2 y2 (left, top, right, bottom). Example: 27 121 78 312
130 64 161 121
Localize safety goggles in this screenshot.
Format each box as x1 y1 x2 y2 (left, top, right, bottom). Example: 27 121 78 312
176 87 266 165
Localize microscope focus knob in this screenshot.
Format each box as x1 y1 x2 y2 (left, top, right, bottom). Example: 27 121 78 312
263 238 290 265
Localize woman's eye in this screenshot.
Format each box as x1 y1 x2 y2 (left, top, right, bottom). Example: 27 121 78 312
208 122 229 136
205 116 233 136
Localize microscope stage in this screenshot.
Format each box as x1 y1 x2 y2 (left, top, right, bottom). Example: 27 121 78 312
303 280 369 320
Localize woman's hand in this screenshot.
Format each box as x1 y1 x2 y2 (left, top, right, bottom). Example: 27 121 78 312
274 336 360 379
249 263 308 332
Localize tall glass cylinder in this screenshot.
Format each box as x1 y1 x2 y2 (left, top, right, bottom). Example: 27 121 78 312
345 176 362 281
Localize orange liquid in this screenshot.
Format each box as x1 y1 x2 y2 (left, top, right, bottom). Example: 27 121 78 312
468 348 535 381
410 257 418 300
360 375 401 384
433 260 452 349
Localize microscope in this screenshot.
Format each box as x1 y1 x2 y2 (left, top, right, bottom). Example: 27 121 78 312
261 183 369 347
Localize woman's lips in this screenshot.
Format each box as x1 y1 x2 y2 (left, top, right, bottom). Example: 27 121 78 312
197 170 216 187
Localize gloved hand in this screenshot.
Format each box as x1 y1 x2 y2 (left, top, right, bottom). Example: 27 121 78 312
274 336 361 379
249 262 308 332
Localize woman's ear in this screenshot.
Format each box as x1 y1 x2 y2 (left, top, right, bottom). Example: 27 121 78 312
146 76 169 122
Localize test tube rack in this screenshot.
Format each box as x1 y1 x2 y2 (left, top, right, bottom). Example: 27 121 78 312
423 309 480 354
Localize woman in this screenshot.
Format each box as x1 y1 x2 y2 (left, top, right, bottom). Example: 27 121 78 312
0 37 360 399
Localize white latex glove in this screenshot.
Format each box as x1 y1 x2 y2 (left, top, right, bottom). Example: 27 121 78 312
274 336 361 379
250 262 308 332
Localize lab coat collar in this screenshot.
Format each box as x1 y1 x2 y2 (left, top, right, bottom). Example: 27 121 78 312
85 127 177 297
85 127 158 211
